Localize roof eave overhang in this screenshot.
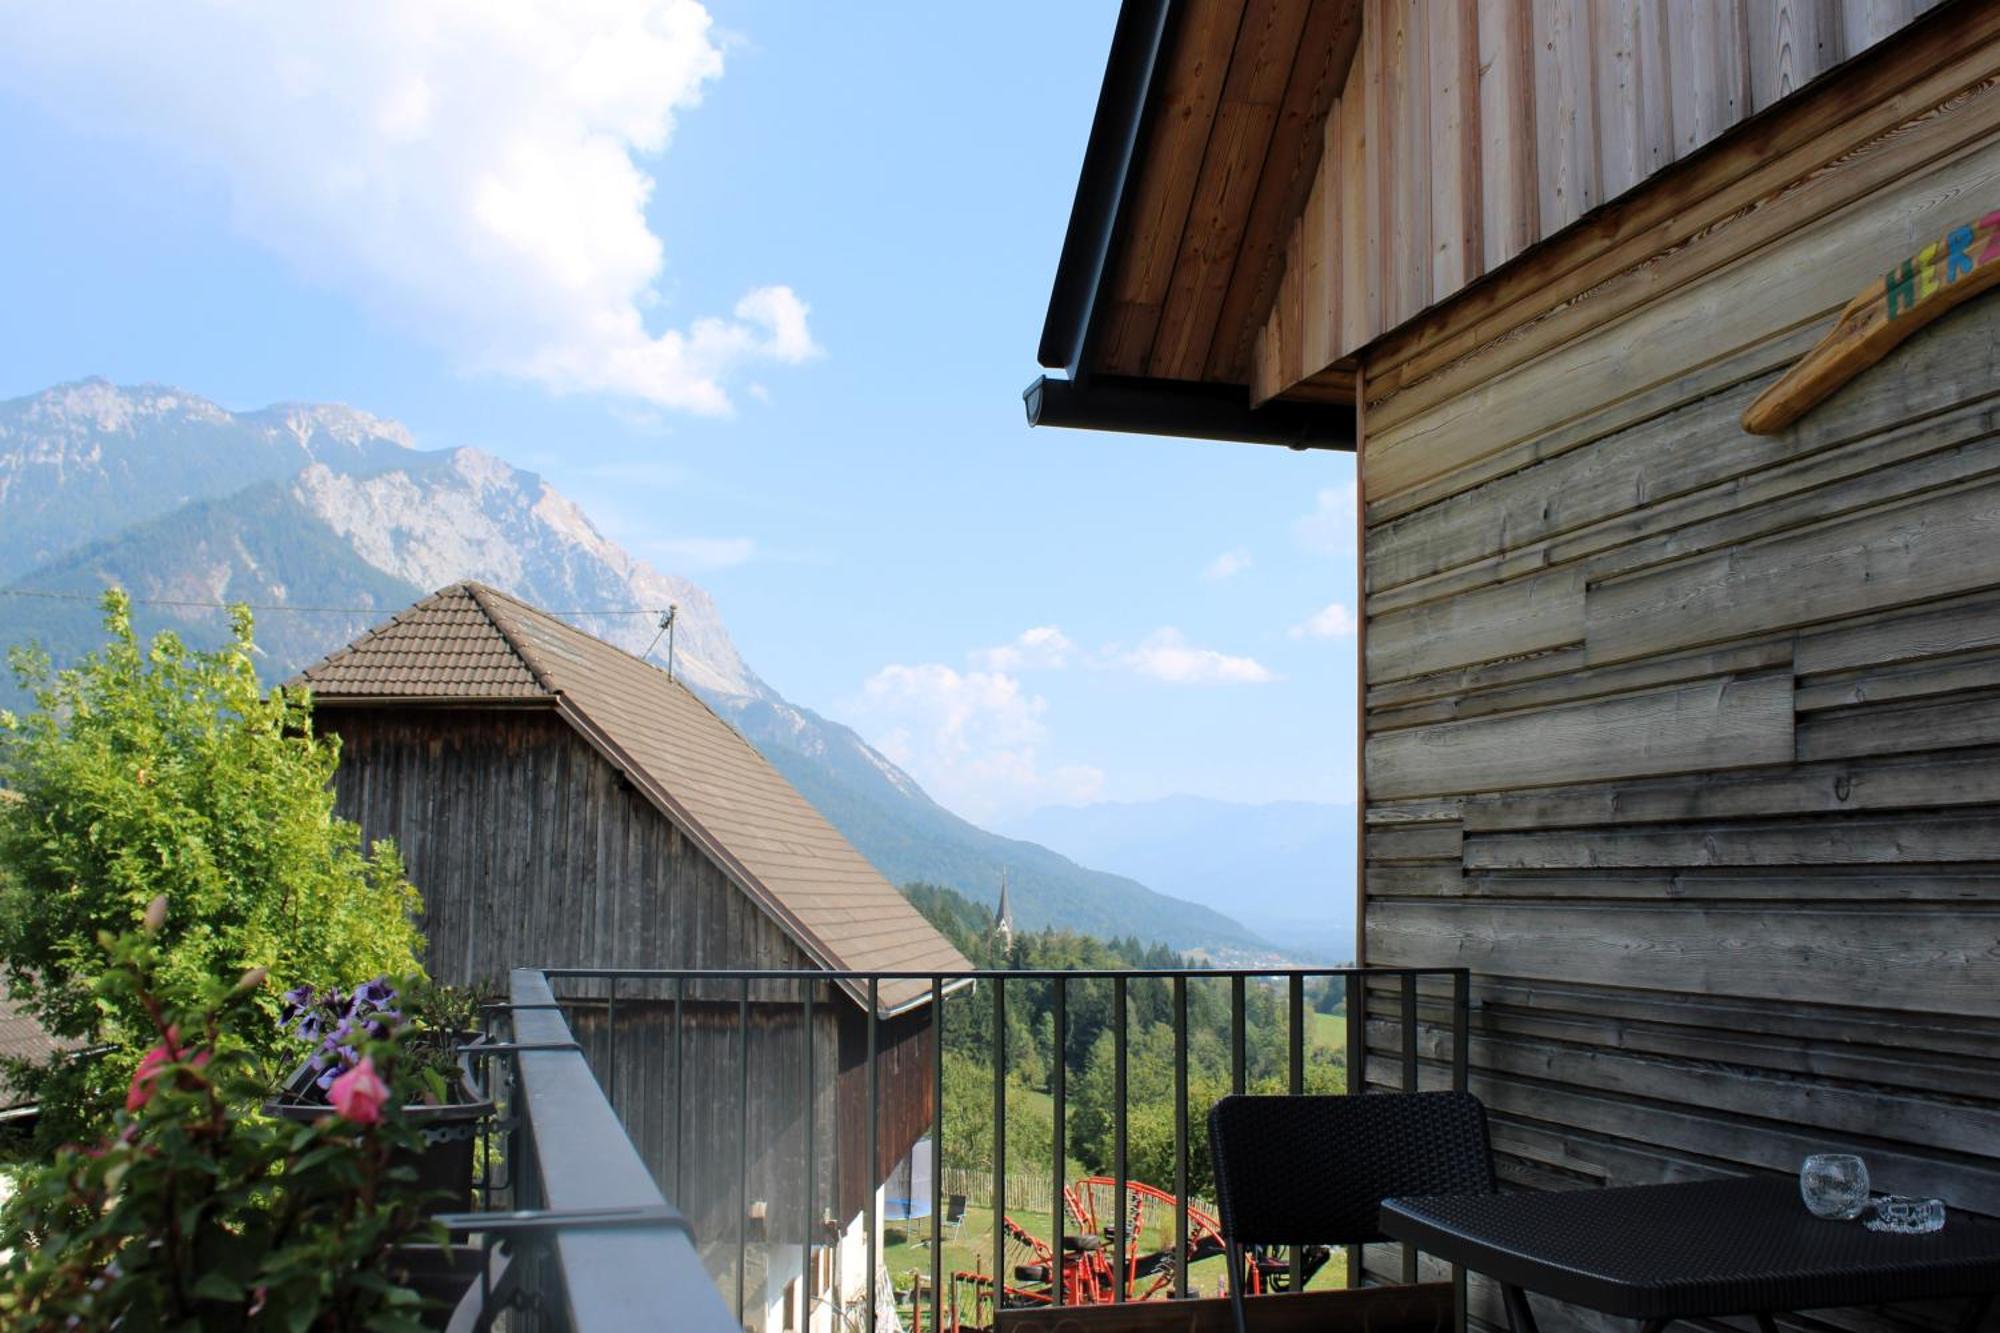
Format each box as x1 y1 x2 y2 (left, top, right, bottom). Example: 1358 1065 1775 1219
1024 373 1355 451
1036 0 1179 379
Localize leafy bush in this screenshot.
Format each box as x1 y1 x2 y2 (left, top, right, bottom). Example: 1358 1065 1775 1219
0 591 424 1145
0 905 440 1331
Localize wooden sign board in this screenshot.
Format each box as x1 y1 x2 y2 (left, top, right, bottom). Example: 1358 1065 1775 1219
1742 211 2000 434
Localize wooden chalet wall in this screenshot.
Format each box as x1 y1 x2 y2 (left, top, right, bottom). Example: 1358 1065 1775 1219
323 706 933 1315
1253 0 1949 403
1351 11 2000 1330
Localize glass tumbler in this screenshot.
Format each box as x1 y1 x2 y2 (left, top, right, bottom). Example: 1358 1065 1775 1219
1800 1153 1870 1220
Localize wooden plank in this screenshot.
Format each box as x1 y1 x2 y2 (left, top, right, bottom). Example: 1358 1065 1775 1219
1427 0 1480 299
1795 649 2000 711
1368 639 1793 734
1458 869 2000 904
1364 796 1466 825
1096 0 1245 377
1366 898 2000 1015
1364 671 1794 799
1207 0 1364 384
1389 0 1431 326
1800 690 2000 762
1796 588 2000 675
1365 565 1586 682
1587 470 2000 667
1462 745 2000 830
1365 822 1464 863
1149 0 1311 381
1476 0 1538 273
1338 57 1372 353
1533 0 1599 234
1594 0 1645 202
1360 7 2000 437
1463 810 2000 870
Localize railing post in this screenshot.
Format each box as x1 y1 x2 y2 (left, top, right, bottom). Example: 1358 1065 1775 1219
931 975 945 1333
1288 973 1305 1292
1452 968 1470 1333
1051 975 1066 1307
1345 970 1364 1289
1172 973 1189 1300
867 977 880 1333
739 975 751 1323
1401 972 1420 1286
805 976 817 1333
992 975 1007 1320
1113 973 1128 1303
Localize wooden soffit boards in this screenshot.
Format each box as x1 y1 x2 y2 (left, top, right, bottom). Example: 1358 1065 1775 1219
1253 0 1953 408
1086 0 1363 393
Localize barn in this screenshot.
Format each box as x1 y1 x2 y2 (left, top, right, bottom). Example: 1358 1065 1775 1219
1027 2 2000 1329
295 580 969 1325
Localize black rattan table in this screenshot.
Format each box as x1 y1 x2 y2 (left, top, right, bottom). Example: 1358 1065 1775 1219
1380 1176 2000 1333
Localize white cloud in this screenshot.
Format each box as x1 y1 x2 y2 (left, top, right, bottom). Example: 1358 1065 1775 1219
650 536 756 570
849 664 1103 823
1294 480 1359 555
970 626 1074 672
1290 601 1358 639
0 2 816 414
1118 628 1276 685
1204 548 1254 581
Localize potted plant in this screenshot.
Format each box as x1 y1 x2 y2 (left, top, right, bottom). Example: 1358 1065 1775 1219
0 901 441 1330
268 977 496 1213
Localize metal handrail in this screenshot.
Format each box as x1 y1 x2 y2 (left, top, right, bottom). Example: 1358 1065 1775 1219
501 967 736 1332
520 963 1471 1333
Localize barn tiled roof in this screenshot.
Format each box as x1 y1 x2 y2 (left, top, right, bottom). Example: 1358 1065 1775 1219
0 995 77 1110
296 583 968 1012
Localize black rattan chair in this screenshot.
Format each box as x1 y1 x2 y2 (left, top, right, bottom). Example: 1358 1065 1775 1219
1207 1091 1497 1333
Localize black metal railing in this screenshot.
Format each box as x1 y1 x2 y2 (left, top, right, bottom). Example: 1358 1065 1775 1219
447 968 738 1331
520 965 1471 1333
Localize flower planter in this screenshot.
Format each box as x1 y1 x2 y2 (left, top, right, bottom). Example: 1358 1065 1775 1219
264 1050 495 1213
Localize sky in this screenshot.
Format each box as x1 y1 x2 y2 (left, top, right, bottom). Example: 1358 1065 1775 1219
0 0 1359 826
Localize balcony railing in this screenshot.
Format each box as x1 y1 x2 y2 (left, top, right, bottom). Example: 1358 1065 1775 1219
492 965 1470 1333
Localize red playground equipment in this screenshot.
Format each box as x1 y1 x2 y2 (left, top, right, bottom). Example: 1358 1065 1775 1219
939 1176 1327 1329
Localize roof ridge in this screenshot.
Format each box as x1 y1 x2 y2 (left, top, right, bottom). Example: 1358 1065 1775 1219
291 583 480 686
462 582 559 696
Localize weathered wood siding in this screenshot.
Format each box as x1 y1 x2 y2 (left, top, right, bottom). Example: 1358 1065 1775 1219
323 706 935 1317
1352 27 2000 1332
1253 0 1952 403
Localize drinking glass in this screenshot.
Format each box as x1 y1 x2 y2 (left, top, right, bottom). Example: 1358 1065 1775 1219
1800 1153 1870 1220
1866 1195 1946 1234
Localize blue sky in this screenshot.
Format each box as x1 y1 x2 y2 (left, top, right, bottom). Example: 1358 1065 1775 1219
0 1 1358 823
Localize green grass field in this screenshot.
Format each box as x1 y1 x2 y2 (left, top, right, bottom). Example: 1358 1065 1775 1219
882 1198 1349 1327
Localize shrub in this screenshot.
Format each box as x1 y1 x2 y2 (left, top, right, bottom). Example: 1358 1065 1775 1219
0 591 424 1145
0 905 440 1331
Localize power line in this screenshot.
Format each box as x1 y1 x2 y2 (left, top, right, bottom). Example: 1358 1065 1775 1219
0 587 661 617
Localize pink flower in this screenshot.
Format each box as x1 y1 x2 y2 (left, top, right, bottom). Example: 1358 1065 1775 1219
125 1030 204 1112
328 1056 390 1126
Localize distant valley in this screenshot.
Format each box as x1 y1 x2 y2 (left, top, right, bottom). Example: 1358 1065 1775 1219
1002 796 1356 963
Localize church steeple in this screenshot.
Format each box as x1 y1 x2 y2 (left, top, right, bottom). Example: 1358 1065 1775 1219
993 867 1014 946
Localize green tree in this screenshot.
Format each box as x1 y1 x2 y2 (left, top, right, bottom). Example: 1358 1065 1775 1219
0 591 423 1145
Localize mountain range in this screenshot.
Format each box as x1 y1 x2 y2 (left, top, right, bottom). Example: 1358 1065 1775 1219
0 379 1280 953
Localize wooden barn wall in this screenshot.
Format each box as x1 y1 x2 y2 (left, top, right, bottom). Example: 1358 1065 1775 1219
324 706 935 1313
1252 0 1949 403
1350 32 2000 1333
323 707 808 987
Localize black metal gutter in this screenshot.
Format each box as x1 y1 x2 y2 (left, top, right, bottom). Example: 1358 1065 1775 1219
1023 373 1356 451
1036 0 1179 378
